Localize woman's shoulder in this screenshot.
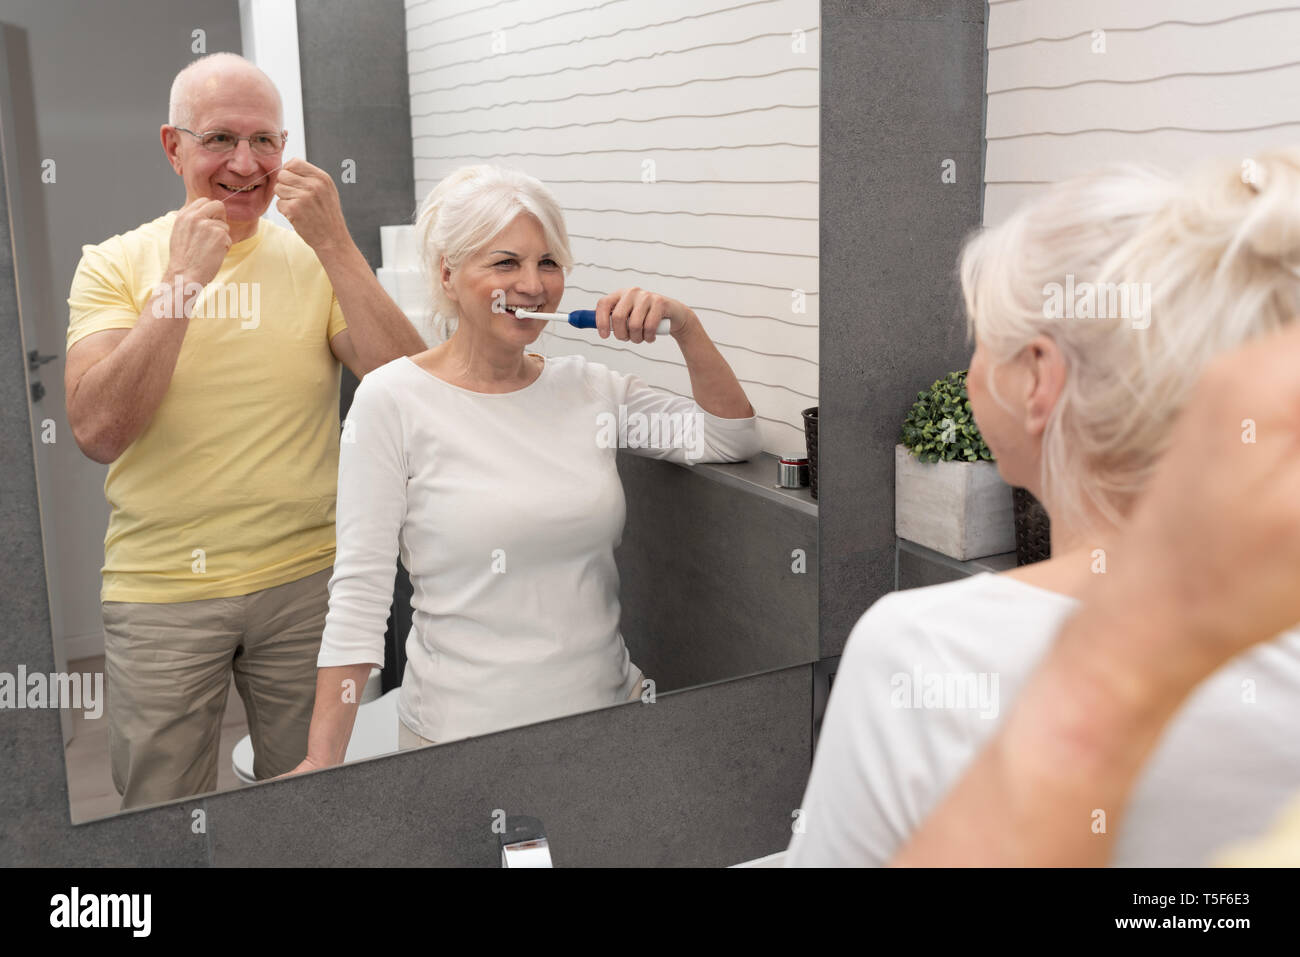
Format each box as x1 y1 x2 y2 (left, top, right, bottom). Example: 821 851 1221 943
841 572 1076 676
357 355 413 392
344 356 413 420
540 352 625 400
543 351 608 377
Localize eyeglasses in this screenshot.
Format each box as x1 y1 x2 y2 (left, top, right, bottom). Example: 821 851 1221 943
173 127 287 154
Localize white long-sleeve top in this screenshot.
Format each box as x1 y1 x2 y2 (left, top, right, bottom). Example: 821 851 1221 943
784 573 1300 866
318 353 763 743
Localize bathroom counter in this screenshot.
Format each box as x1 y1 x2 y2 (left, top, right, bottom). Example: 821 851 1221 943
692 452 818 518
896 537 1018 591
614 450 819 692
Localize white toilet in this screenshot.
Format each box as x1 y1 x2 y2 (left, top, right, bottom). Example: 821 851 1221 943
231 667 400 784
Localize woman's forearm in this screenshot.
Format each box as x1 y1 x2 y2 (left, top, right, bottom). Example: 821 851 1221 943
673 313 754 418
893 591 1200 867
301 663 376 768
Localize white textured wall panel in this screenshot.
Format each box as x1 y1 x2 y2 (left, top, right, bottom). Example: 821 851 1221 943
984 0 1300 225
404 0 820 454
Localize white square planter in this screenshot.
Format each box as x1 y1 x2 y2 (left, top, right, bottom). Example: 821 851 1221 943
895 444 1015 561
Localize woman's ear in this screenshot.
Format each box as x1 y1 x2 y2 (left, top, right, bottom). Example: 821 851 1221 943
440 256 458 304
1023 335 1067 437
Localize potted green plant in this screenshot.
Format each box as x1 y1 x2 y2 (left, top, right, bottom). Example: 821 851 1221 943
895 370 1015 561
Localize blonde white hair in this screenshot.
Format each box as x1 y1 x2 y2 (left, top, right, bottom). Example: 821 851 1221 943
961 147 1300 533
415 165 574 341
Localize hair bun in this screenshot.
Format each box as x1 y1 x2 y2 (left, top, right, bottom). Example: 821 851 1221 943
1232 149 1300 263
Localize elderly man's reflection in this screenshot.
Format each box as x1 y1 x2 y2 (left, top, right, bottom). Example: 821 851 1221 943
64 53 425 809
288 166 760 770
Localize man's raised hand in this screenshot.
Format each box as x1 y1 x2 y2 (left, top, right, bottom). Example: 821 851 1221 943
166 197 232 289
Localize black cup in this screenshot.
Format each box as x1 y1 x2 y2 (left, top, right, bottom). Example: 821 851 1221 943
801 407 818 500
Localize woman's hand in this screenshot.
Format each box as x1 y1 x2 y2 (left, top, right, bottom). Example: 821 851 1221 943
1092 322 1300 682
595 286 754 421
270 663 373 781
276 756 330 779
595 287 696 344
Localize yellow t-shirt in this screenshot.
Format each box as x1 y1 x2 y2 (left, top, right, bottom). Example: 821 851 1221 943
67 211 349 602
1216 793 1300 866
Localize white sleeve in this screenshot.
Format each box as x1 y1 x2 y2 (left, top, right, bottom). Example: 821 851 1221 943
316 374 407 669
785 593 974 867
598 364 763 465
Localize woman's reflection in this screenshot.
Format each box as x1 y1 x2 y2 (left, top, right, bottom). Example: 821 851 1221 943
288 165 760 771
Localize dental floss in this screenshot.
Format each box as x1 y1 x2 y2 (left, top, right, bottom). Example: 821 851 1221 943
218 164 283 202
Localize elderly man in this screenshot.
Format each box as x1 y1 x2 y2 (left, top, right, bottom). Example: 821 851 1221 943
64 52 425 809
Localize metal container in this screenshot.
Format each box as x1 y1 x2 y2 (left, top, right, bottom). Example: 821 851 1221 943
777 457 810 489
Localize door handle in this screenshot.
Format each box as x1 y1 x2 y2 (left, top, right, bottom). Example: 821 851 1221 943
27 349 58 372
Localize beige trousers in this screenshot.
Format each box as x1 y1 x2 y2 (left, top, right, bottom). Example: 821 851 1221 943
101 566 331 809
396 669 650 751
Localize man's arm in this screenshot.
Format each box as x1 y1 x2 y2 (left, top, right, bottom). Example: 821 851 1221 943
894 324 1300 866
66 199 232 463
316 239 425 378
273 159 426 378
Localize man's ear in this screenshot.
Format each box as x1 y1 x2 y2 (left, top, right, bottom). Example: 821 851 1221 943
160 126 183 175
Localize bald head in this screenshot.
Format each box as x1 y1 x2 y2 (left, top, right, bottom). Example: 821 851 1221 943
168 52 282 131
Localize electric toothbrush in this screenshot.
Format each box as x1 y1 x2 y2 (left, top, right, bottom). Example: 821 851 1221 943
512 308 672 335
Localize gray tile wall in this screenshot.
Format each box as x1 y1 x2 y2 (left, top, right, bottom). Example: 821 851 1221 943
896 538 1017 591
296 0 415 271
616 453 818 690
203 665 809 867
819 0 987 657
296 0 416 418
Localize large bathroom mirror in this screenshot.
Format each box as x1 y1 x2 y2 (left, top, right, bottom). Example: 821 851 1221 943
1 0 819 824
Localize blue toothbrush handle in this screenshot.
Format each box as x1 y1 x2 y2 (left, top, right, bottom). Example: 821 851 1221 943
568 310 672 335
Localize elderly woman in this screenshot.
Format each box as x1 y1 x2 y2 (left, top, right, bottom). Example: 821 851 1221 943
787 147 1300 866
290 165 760 769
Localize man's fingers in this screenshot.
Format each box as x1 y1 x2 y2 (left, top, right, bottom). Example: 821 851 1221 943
280 157 320 180
200 199 227 221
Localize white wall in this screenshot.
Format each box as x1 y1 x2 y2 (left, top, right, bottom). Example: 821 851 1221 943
403 0 820 455
239 0 306 230
984 0 1300 225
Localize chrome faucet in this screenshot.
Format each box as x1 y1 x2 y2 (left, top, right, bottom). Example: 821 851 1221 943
499 815 553 868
